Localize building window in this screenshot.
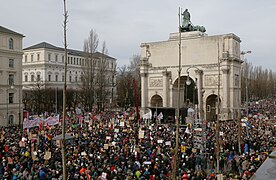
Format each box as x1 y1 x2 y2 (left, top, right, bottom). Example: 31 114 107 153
9 38 13 49
207 105 211 112
70 57 73 64
62 56 64 63
62 75 64 82
55 75 58 82
75 76 77 82
24 75 28 82
67 57 70 64
9 59 14 68
37 54 40 61
9 93 14 103
48 75 51 81
25 55 27 62
31 54 34 62
31 75 34 82
37 75 40 81
55 54 58 62
74 58 76 65
8 115 14 125
8 74 14 85
48 54 51 61
69 76 72 82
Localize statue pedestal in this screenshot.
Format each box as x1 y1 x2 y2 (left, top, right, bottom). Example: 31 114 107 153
169 31 207 41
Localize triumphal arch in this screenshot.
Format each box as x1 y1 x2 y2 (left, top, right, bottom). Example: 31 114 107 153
140 14 243 121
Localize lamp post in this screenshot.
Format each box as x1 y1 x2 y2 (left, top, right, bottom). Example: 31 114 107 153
186 66 204 155
241 51 252 139
240 51 251 118
172 7 182 179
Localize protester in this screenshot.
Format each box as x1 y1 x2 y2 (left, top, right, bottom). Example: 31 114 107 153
0 98 275 179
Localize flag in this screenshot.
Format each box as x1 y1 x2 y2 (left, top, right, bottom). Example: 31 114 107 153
39 121 43 132
157 112 163 120
185 127 191 134
45 134 52 141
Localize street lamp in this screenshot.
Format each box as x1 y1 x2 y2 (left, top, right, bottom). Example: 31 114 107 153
241 50 252 139
241 51 251 118
186 66 205 155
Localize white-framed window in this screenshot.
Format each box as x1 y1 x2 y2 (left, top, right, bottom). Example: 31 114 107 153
48 74 51 81
31 54 34 62
24 75 28 82
69 76 72 82
62 55 64 63
75 76 77 82
37 54 40 61
55 75 58 82
9 38 13 49
25 55 27 62
62 75 64 82
9 59 14 68
55 54 58 62
37 75 41 81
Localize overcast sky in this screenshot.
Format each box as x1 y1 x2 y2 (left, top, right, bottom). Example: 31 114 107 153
1 0 276 70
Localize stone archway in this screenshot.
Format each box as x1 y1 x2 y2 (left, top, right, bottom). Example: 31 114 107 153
172 76 197 106
206 94 221 121
150 94 163 107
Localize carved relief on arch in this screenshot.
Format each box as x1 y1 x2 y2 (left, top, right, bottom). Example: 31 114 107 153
149 77 163 87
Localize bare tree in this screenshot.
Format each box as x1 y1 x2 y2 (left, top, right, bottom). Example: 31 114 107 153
116 55 141 109
95 41 111 111
80 29 99 111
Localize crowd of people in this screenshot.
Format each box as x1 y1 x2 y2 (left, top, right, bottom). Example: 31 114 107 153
0 98 275 179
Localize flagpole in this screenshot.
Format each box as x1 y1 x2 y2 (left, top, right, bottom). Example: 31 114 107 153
172 7 182 180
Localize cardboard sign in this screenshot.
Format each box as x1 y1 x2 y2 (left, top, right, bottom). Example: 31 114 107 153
181 145 186 153
104 144 109 150
32 152 38 161
44 151 51 160
81 151 87 156
157 139 163 144
139 131 144 139
165 141 171 146
144 161 151 165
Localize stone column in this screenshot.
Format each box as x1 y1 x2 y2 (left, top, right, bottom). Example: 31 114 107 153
141 72 148 110
222 68 230 120
162 71 168 107
195 70 204 121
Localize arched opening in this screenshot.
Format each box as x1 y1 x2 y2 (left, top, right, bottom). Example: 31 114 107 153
206 94 220 121
173 76 197 107
150 94 163 107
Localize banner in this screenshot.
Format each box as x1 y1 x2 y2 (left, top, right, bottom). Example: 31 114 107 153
23 115 60 129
